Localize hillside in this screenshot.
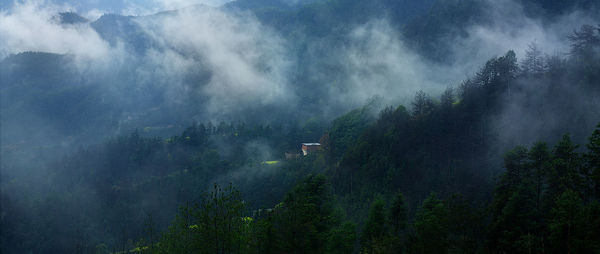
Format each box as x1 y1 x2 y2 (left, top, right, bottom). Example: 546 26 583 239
1 0 600 253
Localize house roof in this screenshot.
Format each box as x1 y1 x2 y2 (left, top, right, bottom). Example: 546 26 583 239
302 143 321 146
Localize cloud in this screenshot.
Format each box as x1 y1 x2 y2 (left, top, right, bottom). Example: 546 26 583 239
137 7 295 119
1 1 295 123
2 0 597 130
455 0 600 150
150 0 232 10
0 1 112 60
308 20 469 117
299 0 598 123
336 20 449 110
82 8 105 20
451 0 598 71
2 0 600 251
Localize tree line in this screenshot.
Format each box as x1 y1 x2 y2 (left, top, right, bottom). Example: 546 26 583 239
134 123 600 254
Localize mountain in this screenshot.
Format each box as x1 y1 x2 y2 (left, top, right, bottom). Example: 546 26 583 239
1 0 600 252
53 12 89 24
90 14 156 54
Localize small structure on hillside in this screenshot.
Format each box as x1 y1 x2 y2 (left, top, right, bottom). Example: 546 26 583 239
301 143 321 156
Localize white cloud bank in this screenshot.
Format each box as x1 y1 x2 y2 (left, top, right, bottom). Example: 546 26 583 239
0 1 111 59
1 0 597 122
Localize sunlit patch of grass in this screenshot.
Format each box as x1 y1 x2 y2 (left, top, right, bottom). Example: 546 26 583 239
131 246 149 252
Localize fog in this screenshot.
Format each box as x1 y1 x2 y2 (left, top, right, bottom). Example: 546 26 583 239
0 1 113 59
1 0 599 252
2 0 595 127
1 0 598 196
1 0 598 186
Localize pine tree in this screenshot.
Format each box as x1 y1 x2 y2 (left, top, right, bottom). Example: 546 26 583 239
411 90 435 119
546 135 583 208
586 124 600 199
548 190 583 254
412 193 448 254
276 174 334 254
389 193 407 236
326 222 356 254
520 41 546 77
360 197 388 254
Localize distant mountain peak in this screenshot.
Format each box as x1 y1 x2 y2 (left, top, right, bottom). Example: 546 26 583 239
224 0 325 10
54 12 89 25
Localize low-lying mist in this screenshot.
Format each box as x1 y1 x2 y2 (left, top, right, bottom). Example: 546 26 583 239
1 0 599 252
2 0 596 139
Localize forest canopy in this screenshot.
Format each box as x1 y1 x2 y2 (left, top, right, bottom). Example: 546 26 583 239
1 0 599 253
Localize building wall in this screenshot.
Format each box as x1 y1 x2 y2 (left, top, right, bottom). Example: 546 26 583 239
302 144 321 156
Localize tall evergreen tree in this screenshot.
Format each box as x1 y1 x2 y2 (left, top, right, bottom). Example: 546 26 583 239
326 222 357 254
389 192 407 237
411 90 435 119
275 174 335 254
546 135 583 206
360 197 389 254
548 190 584 254
586 124 600 200
411 193 448 254
520 41 546 77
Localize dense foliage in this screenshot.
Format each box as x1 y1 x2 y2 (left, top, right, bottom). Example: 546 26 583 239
2 0 600 253
107 122 600 254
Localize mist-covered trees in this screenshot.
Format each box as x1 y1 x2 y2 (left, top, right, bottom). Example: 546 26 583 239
3 3 600 250
389 192 407 237
153 175 357 254
488 128 600 254
0 119 327 253
272 174 335 254
411 193 449 254
331 49 521 216
148 114 600 254
587 125 600 198
326 222 357 254
354 193 409 254
411 90 435 119
568 24 600 60
326 103 376 161
520 42 546 77
360 197 389 253
158 184 249 254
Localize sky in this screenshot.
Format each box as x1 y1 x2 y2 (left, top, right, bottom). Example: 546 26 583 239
1 0 598 139
1 0 597 123
0 0 233 18
1 1 599 245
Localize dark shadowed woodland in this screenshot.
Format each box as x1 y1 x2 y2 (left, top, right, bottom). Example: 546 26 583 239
1 0 600 253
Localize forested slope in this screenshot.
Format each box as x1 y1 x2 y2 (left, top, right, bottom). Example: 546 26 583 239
1 0 600 253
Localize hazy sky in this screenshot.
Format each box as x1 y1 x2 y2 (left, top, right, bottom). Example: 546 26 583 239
0 0 233 17
1 0 596 122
